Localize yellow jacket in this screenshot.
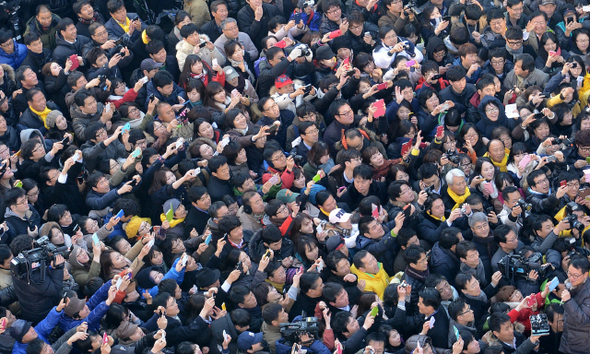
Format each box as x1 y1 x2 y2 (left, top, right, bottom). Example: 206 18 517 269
351 263 392 299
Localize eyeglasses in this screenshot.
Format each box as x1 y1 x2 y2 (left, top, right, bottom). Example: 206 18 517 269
464 133 478 139
264 102 278 111
304 128 319 135
326 8 341 14
491 60 505 65
579 146 590 153
16 197 28 205
485 107 499 113
338 110 353 117
458 307 473 316
567 270 585 280
272 154 286 161
32 145 43 153
0 41 12 48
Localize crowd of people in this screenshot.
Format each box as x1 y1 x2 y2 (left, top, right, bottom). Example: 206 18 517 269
0 0 589 353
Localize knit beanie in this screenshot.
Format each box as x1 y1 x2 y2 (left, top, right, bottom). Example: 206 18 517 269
125 216 150 239
45 110 62 129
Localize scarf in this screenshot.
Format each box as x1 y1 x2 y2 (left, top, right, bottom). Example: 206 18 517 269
141 30 150 44
265 278 284 292
30 106 52 129
460 260 487 287
484 152 509 172
506 44 523 58
190 70 207 80
447 186 471 210
463 289 488 303
159 214 185 228
117 17 131 33
405 265 430 282
372 159 399 180
427 210 446 222
234 127 248 135
225 73 246 94
78 12 100 26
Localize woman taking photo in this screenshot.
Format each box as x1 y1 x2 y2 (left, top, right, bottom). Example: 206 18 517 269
536 32 569 76
178 54 225 89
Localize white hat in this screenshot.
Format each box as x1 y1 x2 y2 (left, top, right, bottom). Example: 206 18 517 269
329 208 352 223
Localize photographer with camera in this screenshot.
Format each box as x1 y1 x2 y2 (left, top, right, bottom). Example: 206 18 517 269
491 225 524 274
525 169 568 216
498 186 528 235
2 187 41 245
276 315 330 354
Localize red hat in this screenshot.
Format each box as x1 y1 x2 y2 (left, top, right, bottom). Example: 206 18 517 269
275 74 293 89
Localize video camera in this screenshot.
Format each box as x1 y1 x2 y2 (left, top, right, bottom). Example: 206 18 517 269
565 202 586 232
564 237 590 259
404 0 422 15
10 236 69 284
498 252 547 281
279 315 320 345
0 0 21 41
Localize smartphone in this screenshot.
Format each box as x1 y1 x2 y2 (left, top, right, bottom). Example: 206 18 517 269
442 16 451 22
149 94 155 102
69 54 79 70
294 12 301 23
345 69 355 77
518 154 531 169
147 239 155 248
203 234 212 245
584 5 590 12
313 172 322 182
549 50 558 56
567 17 574 25
527 296 535 307
401 140 412 156
73 224 80 233
436 125 444 137
548 276 560 292
0 318 7 331
303 84 312 93
560 180 567 188
403 204 411 218
370 306 378 317
405 59 416 67
572 62 578 68
275 40 287 48
14 180 21 188
199 41 207 48
546 155 557 163
102 332 109 344
61 135 69 145
180 254 188 267
212 58 218 67
115 277 123 289
268 123 279 135
376 82 388 90
329 29 341 39
223 329 229 341
92 233 100 246
62 291 69 303
483 182 494 195
364 31 371 37
175 139 184 149
264 249 271 259
116 209 125 219
269 174 280 185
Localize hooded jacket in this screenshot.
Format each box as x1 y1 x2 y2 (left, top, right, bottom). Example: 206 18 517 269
51 33 92 67
68 245 101 286
2 206 41 246
0 39 27 70
475 96 519 139
430 242 460 287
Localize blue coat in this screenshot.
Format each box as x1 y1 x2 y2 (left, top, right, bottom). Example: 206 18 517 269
276 338 331 354
13 307 61 354
58 280 113 332
0 40 27 69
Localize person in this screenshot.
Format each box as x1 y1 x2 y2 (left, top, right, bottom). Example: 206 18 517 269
559 255 590 353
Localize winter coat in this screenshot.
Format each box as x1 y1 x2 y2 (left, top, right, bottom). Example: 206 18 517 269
12 307 61 354
475 96 520 139
210 315 240 354
144 81 186 111
70 101 121 143
104 13 145 43
356 233 397 276
276 339 330 354
237 4 282 50
503 67 549 92
23 14 61 50
176 36 225 71
430 242 460 286
18 101 60 132
560 278 590 353
350 262 391 299
184 0 211 28
2 207 42 245
0 39 27 70
249 229 295 263
20 49 52 78
51 34 92 66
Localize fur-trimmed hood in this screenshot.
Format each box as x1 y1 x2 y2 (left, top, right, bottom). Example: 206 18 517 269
481 321 525 347
1 64 15 82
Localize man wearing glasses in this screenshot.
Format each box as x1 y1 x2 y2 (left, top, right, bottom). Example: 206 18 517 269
525 169 568 215
565 129 590 176
0 29 27 70
559 255 590 354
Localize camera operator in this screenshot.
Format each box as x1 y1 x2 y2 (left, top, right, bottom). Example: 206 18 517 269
498 186 526 235
276 317 331 354
525 169 567 216
11 240 65 325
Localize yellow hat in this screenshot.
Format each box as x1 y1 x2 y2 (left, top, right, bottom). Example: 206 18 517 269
125 216 151 239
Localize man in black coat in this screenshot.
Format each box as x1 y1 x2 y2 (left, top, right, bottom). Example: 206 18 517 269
237 0 281 50
439 65 476 117
52 18 92 67
207 155 234 203
103 0 145 43
20 33 52 79
200 1 227 43
290 272 323 320
185 186 212 237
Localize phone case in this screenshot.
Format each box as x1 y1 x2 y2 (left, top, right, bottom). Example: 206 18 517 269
329 29 341 39
69 55 79 70
376 82 388 90
548 277 559 291
518 154 531 169
401 141 412 156
405 60 416 67
372 99 386 118
370 306 378 317
132 148 141 158
436 125 444 136
116 209 125 219
92 233 100 246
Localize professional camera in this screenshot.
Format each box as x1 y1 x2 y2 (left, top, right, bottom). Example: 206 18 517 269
404 0 422 15
565 202 586 232
0 0 21 41
279 315 320 345
553 137 573 146
498 252 547 280
564 237 590 259
296 44 311 58
446 149 460 164
530 314 551 336
516 198 532 212
292 155 304 166
10 236 69 284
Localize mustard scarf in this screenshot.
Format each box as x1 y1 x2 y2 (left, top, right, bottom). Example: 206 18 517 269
29 106 52 129
141 30 150 44
159 214 185 228
265 279 284 293
118 17 131 33
427 210 446 222
484 151 509 172
447 186 471 210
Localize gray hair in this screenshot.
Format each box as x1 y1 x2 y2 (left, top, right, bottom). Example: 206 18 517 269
220 18 237 31
468 212 488 228
445 168 466 186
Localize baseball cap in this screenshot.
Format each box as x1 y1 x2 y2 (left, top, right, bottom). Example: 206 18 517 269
238 331 264 351
140 58 164 71
275 74 293 89
326 235 346 253
329 208 352 224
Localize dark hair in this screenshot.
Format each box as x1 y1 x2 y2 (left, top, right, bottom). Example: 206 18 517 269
446 65 467 82
489 312 512 333
152 70 174 89
455 240 477 260
419 287 441 310
403 244 425 265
